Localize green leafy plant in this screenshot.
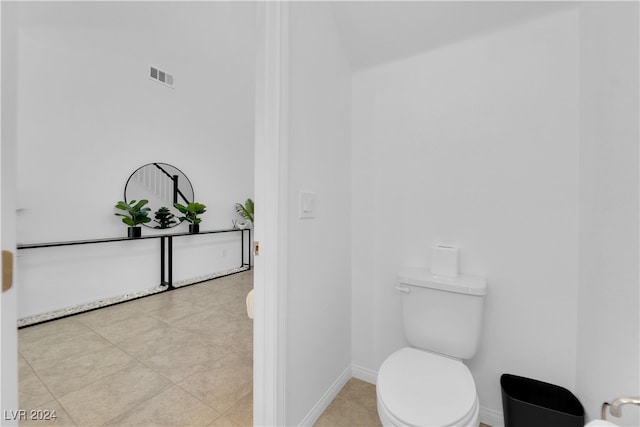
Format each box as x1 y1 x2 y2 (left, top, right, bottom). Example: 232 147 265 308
153 206 179 229
114 200 152 227
174 202 207 225
235 198 254 224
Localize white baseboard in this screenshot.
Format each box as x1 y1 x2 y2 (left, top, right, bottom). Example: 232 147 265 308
351 364 378 385
298 365 352 427
480 405 504 427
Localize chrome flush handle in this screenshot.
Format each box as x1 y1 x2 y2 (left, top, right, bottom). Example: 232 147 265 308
602 396 640 419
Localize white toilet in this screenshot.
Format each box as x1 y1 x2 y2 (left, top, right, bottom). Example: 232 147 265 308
377 267 488 427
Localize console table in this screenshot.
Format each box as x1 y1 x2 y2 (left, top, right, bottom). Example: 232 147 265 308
18 227 251 289
16 228 251 327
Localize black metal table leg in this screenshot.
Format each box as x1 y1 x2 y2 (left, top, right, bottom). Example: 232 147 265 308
161 237 166 286
247 228 251 268
167 236 174 289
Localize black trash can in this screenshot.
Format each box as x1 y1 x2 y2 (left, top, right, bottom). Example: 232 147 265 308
501 374 585 427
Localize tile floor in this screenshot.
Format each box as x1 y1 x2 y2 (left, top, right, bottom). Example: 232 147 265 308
18 271 254 426
18 270 491 427
314 379 382 427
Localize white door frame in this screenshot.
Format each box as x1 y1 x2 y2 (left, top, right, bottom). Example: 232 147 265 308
0 3 289 424
253 2 289 426
0 2 20 423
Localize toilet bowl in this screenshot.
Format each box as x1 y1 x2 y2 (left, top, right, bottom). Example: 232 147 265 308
377 347 479 427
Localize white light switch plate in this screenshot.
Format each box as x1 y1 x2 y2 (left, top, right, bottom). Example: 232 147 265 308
300 191 316 219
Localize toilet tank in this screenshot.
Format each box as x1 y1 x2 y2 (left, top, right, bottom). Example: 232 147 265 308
397 267 487 360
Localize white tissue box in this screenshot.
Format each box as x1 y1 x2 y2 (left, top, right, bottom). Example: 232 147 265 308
431 245 459 277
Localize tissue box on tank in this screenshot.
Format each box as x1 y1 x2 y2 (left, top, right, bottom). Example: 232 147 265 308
430 245 459 277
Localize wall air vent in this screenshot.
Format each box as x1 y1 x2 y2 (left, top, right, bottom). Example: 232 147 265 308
149 66 174 88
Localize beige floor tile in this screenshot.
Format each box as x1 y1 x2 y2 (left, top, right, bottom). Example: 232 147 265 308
314 395 382 427
18 319 91 355
178 353 252 413
145 299 209 323
208 414 244 427
20 331 112 371
18 356 55 410
225 296 248 306
239 278 253 288
225 323 253 361
171 283 229 305
179 311 249 351
219 282 253 298
103 385 220 426
93 313 168 344
222 392 253 426
33 346 137 398
58 363 171 426
173 275 251 308
172 309 242 344
210 274 248 289
216 298 252 321
74 301 148 330
140 341 228 383
125 291 191 313
336 378 378 412
208 325 251 352
17 399 76 427
189 290 242 310
116 325 201 359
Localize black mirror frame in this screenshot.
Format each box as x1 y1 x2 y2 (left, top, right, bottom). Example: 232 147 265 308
124 162 194 229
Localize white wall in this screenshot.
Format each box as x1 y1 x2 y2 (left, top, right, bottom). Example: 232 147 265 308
351 8 581 423
12 2 256 318
576 3 640 425
286 3 352 425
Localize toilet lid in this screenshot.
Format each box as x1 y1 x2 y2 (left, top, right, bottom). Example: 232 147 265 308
377 348 477 427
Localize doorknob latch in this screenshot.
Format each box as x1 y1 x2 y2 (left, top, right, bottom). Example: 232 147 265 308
2 250 14 292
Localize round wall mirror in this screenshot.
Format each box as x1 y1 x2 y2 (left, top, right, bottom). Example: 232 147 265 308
124 163 194 229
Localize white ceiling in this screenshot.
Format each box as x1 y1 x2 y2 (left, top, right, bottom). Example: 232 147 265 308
331 1 578 70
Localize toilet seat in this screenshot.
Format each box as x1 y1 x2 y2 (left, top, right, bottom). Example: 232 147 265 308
377 392 478 427
377 347 478 427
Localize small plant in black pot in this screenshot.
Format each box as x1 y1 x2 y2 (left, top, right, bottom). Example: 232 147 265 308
114 199 151 238
174 202 206 233
153 206 179 229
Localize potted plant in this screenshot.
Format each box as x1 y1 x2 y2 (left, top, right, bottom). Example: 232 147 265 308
174 202 207 233
114 199 151 238
234 198 254 228
153 206 179 229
